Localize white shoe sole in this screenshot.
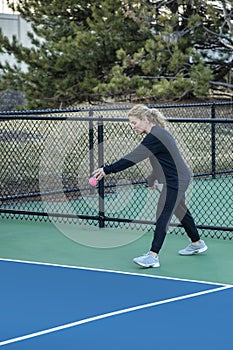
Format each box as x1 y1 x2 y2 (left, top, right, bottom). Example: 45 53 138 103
197 245 208 254
133 260 160 268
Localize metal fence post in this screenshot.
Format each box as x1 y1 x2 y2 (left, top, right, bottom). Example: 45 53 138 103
211 103 216 179
97 116 105 228
88 110 95 196
89 110 94 177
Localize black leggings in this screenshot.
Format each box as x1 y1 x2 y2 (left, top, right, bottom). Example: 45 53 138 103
151 186 200 254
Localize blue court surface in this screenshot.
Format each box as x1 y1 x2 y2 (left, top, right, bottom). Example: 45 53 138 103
0 259 232 350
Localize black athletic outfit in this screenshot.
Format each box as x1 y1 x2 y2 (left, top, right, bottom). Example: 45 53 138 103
103 125 200 254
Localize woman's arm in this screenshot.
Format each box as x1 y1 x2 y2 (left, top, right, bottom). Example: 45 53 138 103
93 133 161 180
92 143 150 181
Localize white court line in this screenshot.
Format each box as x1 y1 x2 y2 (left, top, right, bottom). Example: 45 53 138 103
0 257 231 287
0 285 231 347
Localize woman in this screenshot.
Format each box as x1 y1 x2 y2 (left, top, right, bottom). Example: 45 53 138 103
93 104 208 268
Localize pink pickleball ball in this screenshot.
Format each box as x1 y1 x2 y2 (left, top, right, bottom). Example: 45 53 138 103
89 177 98 186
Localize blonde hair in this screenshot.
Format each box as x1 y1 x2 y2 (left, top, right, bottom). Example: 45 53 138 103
127 104 166 128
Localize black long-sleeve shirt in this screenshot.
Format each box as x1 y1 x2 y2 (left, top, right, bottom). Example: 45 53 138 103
103 125 191 191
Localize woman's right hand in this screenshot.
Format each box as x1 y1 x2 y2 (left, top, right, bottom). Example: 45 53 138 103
92 168 106 181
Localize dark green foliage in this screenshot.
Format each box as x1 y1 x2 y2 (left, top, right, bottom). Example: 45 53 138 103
0 0 232 108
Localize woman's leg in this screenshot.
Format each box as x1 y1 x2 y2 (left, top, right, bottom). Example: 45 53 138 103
173 196 200 242
150 187 178 254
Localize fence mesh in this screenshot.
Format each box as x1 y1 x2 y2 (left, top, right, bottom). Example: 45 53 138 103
0 102 232 240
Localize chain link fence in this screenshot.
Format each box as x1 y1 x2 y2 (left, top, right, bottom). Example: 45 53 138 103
0 102 232 243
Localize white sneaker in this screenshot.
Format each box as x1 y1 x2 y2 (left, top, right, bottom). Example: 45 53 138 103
133 252 160 268
179 240 208 256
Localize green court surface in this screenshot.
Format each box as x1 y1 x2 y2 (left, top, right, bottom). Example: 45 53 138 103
0 218 232 285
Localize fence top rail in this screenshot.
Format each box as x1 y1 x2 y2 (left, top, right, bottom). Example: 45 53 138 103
0 101 233 116
0 116 232 123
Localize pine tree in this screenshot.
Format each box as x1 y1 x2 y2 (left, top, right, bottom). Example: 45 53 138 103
0 0 142 108
0 0 232 108
95 0 232 102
